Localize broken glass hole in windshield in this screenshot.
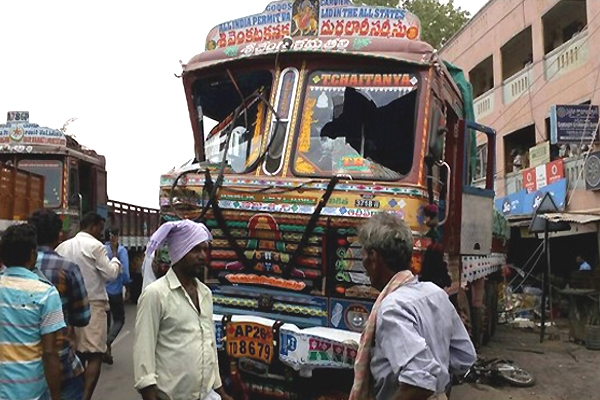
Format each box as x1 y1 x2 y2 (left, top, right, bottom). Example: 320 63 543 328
294 72 419 180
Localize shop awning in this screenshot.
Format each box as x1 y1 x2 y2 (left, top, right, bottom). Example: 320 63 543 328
539 213 600 224
506 216 532 227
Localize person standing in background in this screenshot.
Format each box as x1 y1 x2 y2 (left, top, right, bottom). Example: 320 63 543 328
103 228 130 365
128 252 144 304
56 212 121 400
577 254 592 271
29 209 91 400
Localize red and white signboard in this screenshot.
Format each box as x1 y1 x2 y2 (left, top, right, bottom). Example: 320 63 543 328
522 160 564 193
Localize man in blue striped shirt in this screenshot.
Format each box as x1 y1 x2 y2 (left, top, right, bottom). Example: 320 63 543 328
0 224 65 400
29 209 91 400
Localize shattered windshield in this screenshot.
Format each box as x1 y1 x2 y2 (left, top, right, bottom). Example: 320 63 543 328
193 70 273 173
293 71 419 180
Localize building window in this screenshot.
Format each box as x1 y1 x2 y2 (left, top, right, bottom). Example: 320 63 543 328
501 26 533 80
503 125 536 174
469 55 494 98
543 0 587 54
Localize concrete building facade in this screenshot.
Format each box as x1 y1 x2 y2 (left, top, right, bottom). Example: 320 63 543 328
441 0 599 202
440 0 600 269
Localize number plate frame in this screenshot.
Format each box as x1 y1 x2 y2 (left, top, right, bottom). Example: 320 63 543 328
225 322 274 364
354 199 380 208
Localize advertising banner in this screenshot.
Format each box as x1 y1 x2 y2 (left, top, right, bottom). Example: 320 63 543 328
495 178 567 217
205 0 421 50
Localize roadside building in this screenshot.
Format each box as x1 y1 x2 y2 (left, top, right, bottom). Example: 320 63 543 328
440 0 600 280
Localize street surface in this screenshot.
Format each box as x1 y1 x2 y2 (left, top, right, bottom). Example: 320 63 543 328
95 304 139 400
97 305 600 400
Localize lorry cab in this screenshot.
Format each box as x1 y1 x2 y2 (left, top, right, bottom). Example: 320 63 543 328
0 111 107 236
159 1 503 397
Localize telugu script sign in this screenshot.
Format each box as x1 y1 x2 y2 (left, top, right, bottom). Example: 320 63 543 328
0 123 67 147
205 0 421 50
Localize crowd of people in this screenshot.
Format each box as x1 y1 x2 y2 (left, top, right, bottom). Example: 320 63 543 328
1 211 476 400
0 210 129 400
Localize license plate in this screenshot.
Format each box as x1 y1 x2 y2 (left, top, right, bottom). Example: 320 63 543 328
226 322 274 364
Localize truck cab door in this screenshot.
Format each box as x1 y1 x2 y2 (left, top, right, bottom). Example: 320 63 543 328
458 121 496 255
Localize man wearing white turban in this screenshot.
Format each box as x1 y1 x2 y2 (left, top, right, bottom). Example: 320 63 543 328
133 220 232 400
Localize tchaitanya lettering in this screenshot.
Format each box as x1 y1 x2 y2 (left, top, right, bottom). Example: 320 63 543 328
318 73 414 87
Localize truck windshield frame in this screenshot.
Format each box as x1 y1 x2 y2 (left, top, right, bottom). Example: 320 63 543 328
292 70 420 181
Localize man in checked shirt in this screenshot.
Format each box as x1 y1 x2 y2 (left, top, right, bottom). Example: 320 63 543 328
29 209 91 400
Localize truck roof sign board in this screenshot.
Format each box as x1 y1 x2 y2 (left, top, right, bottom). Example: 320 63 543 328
550 104 599 144
205 0 421 51
0 112 67 151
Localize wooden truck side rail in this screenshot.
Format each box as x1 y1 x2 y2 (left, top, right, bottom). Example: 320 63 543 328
0 162 44 231
107 199 160 250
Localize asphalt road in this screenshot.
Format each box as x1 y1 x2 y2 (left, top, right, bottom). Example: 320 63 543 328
92 304 557 400
95 303 139 400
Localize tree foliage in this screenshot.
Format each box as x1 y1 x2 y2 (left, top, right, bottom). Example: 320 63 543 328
359 0 471 49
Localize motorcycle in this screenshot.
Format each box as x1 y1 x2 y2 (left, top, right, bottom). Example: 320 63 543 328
459 356 536 388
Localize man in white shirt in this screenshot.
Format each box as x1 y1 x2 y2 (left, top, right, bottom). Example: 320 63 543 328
134 220 232 400
349 213 476 400
56 212 121 400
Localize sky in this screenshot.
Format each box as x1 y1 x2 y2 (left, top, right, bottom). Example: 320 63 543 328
0 0 487 209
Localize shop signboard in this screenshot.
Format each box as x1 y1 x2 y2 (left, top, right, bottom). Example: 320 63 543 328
495 178 567 217
528 141 550 168
550 104 599 144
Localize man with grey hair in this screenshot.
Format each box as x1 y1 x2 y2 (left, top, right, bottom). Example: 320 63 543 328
349 213 476 400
